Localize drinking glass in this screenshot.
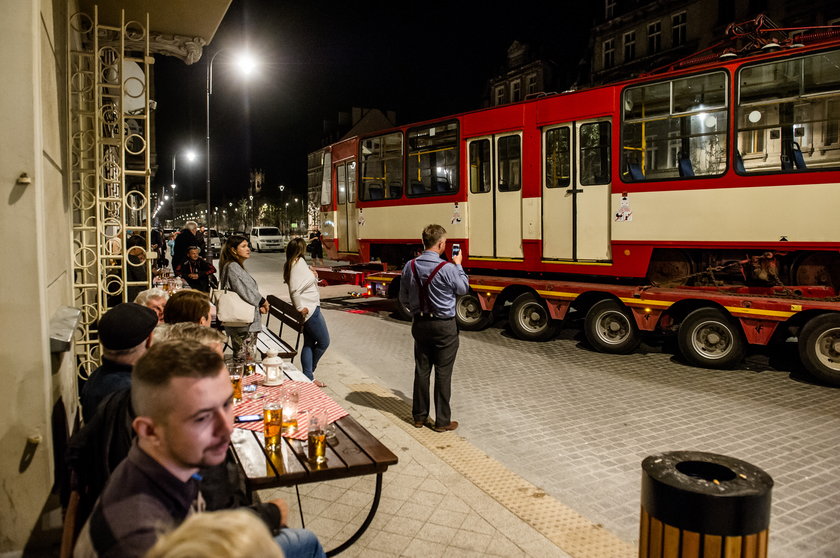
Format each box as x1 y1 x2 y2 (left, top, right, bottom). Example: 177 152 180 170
229 370 242 403
263 401 283 451
281 385 299 435
306 407 328 464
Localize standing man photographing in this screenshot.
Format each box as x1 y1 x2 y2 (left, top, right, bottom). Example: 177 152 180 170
399 224 469 432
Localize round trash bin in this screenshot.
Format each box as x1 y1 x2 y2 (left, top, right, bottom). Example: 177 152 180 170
640 451 773 558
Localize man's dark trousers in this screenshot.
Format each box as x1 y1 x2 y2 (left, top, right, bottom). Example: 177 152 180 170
412 317 459 427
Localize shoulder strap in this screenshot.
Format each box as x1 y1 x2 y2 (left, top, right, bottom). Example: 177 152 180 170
410 259 449 314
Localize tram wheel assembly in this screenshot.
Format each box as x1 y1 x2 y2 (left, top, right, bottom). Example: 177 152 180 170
584 299 642 354
798 313 840 386
388 279 412 321
677 307 746 369
456 292 493 331
508 292 558 341
793 252 840 294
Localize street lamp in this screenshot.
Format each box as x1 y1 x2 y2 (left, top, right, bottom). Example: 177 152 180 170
206 49 258 260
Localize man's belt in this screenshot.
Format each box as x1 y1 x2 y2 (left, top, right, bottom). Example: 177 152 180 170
413 313 454 321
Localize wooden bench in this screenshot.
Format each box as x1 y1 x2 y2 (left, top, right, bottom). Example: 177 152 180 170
256 295 305 363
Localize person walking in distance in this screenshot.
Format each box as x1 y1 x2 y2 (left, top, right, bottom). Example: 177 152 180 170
399 224 469 432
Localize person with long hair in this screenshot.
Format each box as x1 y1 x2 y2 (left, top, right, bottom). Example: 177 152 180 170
219 235 268 355
284 237 329 387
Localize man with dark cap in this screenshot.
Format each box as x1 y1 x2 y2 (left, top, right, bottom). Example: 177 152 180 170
80 303 158 422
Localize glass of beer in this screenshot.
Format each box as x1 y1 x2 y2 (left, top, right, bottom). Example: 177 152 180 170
229 368 243 403
281 385 299 435
306 407 328 464
263 401 283 451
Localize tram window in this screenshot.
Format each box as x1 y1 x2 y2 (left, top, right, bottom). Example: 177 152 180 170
360 132 403 200
320 151 331 205
308 151 327 206
622 71 728 180
497 135 521 192
337 163 346 205
407 121 459 196
737 49 840 173
580 122 611 185
347 161 357 203
469 139 491 193
544 127 571 188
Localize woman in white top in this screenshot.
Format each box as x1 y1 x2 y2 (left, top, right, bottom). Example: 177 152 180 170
284 237 329 387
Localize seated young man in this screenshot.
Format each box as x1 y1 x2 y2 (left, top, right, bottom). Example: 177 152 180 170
73 340 324 558
174 246 216 292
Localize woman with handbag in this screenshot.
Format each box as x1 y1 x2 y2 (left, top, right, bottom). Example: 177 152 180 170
284 237 330 387
218 235 268 355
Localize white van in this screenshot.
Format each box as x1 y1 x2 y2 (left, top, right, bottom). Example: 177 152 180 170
249 226 285 252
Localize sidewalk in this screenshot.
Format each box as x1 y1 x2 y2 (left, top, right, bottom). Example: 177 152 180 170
256 344 635 558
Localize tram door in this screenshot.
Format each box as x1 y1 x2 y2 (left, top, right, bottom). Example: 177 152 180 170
335 160 358 253
542 119 611 261
466 133 523 259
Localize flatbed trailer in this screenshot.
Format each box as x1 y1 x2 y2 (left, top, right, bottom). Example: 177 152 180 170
362 271 840 386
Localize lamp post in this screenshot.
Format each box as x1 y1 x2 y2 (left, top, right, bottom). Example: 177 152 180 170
171 150 196 226
206 49 257 260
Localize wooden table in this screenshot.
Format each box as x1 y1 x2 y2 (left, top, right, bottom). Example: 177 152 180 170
228 363 398 556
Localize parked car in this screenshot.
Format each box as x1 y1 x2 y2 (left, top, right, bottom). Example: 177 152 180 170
248 226 286 252
209 229 222 252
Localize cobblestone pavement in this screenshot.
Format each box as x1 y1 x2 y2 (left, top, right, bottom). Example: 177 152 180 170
249 252 840 558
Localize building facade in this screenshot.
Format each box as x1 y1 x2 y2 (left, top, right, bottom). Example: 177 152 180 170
0 1 229 552
591 0 840 84
487 41 557 106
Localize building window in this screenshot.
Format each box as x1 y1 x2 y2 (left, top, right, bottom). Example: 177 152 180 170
526 73 538 95
511 79 522 102
495 85 506 106
603 38 615 69
672 12 687 47
624 31 636 61
648 21 662 54
605 0 616 18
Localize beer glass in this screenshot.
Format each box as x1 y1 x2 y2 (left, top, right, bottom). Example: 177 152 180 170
306 408 328 464
263 401 283 451
229 372 242 402
281 385 299 435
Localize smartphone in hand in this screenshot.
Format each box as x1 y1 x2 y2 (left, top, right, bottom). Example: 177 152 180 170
452 243 461 256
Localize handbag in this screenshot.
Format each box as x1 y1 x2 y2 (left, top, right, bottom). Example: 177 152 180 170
211 269 255 326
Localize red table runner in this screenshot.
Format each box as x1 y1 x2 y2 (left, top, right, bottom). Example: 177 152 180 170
233 378 348 440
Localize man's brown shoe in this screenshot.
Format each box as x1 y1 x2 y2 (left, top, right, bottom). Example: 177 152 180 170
413 420 425 428
433 421 459 432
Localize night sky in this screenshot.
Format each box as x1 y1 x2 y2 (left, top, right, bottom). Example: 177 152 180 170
153 0 597 208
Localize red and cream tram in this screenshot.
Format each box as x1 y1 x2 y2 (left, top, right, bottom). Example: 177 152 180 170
309 29 840 385
313 33 840 289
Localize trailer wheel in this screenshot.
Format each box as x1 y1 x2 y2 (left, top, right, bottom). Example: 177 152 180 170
509 293 557 341
584 299 641 354
456 293 493 331
388 279 412 321
798 313 840 386
677 308 745 369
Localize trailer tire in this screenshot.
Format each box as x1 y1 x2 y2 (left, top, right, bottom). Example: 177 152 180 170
388 279 412 321
456 293 493 331
584 299 641 354
677 308 745 369
508 292 558 341
798 313 840 386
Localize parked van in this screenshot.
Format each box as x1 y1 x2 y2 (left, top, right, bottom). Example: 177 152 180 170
248 226 285 252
